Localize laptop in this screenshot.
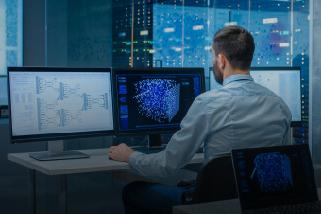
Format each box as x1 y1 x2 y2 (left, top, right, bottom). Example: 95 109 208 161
232 144 321 214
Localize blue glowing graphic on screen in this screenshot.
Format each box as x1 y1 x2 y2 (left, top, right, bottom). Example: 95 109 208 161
252 152 293 193
134 79 180 123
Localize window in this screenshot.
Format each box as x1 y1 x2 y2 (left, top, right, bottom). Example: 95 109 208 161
0 0 23 75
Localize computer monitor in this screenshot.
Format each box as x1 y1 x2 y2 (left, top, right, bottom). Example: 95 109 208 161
0 75 8 106
8 67 114 160
113 68 205 147
232 144 317 210
210 67 302 124
250 67 302 124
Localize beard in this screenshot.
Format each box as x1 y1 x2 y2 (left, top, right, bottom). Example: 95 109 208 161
213 62 224 85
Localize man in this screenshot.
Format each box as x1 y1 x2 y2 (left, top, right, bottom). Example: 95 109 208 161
108 26 292 213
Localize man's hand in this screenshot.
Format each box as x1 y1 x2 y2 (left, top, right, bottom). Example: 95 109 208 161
108 143 134 162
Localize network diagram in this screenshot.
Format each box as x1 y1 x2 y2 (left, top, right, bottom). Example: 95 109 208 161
252 152 293 193
133 79 180 123
34 74 112 132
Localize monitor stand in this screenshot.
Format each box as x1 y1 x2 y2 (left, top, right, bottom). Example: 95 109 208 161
29 140 89 161
147 134 166 150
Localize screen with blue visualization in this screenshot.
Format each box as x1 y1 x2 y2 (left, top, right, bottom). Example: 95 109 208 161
0 76 8 106
115 70 203 133
232 145 317 210
9 70 114 139
250 68 301 122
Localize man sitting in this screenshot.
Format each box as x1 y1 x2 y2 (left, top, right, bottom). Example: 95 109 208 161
108 25 292 214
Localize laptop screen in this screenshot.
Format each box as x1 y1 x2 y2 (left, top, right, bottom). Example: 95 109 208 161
232 144 318 210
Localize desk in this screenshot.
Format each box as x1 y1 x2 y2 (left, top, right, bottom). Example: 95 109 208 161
173 189 321 214
8 148 204 214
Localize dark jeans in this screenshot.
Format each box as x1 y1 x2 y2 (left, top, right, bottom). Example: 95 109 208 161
122 181 194 214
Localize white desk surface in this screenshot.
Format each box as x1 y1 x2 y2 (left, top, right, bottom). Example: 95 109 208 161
173 189 321 214
8 148 204 176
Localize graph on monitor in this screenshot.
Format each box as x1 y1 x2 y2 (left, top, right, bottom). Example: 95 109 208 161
9 72 114 136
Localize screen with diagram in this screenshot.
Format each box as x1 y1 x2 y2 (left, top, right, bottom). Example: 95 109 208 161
9 71 114 136
115 72 202 132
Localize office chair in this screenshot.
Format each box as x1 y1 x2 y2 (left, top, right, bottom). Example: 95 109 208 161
122 156 237 214
180 155 238 204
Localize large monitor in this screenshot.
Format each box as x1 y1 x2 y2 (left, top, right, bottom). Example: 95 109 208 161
8 67 114 160
210 67 302 124
113 68 205 146
0 75 8 106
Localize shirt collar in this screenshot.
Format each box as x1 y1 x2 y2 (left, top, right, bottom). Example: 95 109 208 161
223 74 253 86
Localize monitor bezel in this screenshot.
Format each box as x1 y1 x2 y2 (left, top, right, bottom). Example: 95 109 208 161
250 66 302 127
112 67 206 136
8 66 115 144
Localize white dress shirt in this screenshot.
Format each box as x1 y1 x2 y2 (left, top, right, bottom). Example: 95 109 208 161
128 74 292 179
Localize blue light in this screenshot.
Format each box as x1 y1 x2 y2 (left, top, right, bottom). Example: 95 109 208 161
253 152 293 193
134 79 180 123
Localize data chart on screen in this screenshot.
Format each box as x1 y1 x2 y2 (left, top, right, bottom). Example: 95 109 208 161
9 71 113 136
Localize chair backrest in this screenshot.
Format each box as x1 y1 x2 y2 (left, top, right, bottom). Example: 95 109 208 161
191 155 238 203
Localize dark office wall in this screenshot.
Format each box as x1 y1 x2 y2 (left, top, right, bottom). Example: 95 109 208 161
46 0 68 66
67 0 112 67
23 0 46 66
45 0 112 67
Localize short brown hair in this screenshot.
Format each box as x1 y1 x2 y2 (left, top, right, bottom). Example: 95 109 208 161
213 25 255 70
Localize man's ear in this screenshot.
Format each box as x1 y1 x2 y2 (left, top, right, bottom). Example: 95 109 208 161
217 54 226 70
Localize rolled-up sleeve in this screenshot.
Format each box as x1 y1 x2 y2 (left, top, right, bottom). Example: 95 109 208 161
128 96 211 179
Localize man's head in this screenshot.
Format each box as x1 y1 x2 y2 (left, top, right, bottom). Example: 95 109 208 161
212 25 255 85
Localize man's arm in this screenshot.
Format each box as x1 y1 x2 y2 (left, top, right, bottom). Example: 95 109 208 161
126 96 212 179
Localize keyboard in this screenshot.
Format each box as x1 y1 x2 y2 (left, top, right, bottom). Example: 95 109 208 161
244 201 321 214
